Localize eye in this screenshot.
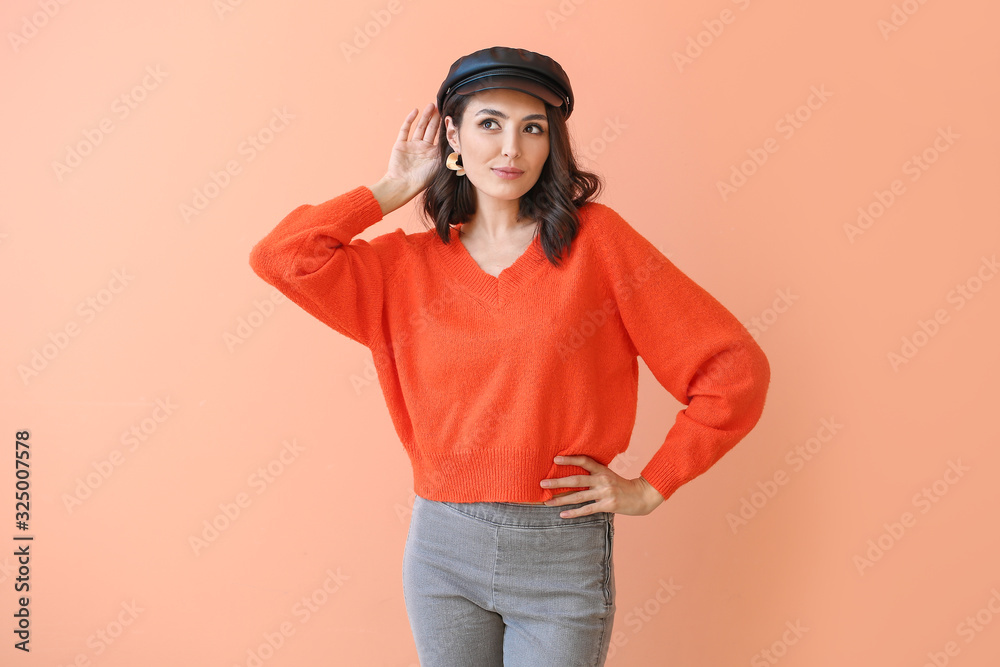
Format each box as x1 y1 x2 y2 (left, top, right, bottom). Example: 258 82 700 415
478 119 546 134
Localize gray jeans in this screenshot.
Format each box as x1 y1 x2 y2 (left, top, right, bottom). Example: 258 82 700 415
402 493 616 666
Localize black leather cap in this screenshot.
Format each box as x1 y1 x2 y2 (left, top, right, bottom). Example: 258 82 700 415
436 46 574 118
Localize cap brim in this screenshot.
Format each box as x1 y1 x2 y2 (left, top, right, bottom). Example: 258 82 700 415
453 74 563 108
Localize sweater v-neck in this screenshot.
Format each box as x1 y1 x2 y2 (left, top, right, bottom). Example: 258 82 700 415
435 223 548 308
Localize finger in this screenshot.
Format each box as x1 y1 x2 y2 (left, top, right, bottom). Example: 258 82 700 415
398 107 418 142
407 106 424 141
543 490 585 506
555 455 596 471
422 106 441 143
413 102 433 137
554 502 598 518
419 106 439 143
542 475 588 489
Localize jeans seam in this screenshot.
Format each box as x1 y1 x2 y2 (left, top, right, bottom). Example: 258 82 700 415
602 519 613 608
491 525 500 613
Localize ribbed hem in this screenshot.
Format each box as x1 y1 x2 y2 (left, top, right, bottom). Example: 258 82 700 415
410 444 593 503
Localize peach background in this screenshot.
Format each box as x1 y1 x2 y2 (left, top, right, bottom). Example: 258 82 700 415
2 0 999 665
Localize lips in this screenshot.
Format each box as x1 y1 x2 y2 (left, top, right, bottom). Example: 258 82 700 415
492 167 523 175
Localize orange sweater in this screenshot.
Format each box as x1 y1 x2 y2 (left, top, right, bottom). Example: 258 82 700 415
249 185 770 504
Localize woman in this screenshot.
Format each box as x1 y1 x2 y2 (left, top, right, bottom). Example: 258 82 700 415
249 46 770 667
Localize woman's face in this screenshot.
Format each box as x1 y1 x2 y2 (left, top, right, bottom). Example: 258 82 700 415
445 87 551 207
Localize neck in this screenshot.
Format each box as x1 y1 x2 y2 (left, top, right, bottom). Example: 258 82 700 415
462 195 535 241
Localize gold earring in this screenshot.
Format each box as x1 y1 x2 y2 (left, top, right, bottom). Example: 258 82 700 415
446 151 465 176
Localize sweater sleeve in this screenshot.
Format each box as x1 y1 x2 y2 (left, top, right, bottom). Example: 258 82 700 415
248 185 392 348
592 205 771 503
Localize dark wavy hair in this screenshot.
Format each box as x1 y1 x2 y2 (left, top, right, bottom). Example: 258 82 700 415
419 90 604 268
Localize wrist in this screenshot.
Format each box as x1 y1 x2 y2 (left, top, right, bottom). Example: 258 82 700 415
639 476 665 511
370 176 418 215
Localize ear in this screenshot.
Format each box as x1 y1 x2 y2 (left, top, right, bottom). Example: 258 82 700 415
444 115 460 153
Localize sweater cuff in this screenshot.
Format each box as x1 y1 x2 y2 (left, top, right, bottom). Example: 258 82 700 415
311 185 385 239
639 456 686 503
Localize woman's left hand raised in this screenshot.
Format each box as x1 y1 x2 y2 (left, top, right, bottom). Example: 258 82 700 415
540 455 665 517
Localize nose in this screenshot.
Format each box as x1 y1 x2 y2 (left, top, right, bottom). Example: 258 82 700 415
502 128 521 159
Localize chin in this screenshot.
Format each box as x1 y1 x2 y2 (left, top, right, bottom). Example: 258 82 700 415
471 173 540 200
469 181 530 201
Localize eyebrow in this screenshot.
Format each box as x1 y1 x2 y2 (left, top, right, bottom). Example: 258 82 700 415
474 108 548 122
